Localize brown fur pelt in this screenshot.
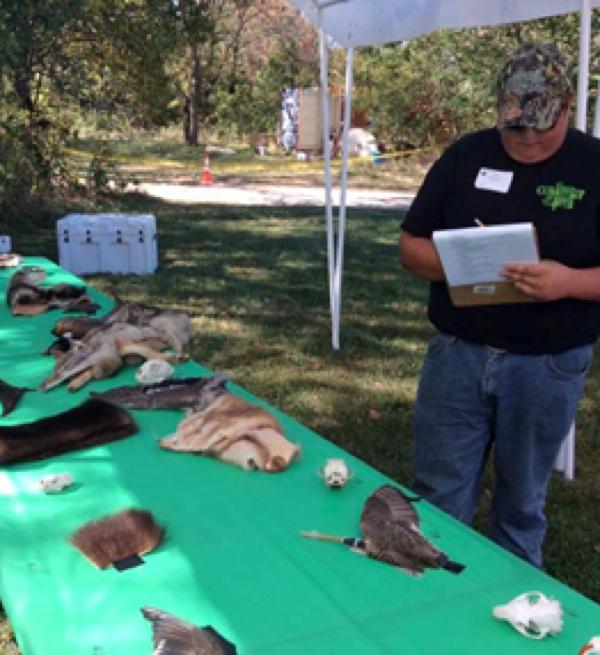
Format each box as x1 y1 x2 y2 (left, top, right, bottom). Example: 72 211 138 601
70 509 165 569
160 393 300 472
41 302 191 392
0 398 138 465
52 316 104 339
7 267 99 315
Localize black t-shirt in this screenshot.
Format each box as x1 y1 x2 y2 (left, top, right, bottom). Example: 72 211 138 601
401 127 600 354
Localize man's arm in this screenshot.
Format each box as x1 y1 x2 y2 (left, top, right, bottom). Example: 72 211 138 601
399 229 445 282
502 261 600 301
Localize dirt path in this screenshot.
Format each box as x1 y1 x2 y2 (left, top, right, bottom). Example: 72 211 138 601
130 182 415 209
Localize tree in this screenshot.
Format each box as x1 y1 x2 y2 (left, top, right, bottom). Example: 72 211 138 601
352 13 600 149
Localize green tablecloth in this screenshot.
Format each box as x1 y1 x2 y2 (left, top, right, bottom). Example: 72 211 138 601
0 258 598 655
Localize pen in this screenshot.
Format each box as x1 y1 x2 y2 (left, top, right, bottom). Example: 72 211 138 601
474 218 486 228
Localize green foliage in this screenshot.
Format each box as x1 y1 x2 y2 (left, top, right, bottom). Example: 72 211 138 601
213 45 319 141
0 105 74 224
353 14 600 149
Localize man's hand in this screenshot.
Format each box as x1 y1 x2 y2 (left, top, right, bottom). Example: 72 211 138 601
501 260 574 301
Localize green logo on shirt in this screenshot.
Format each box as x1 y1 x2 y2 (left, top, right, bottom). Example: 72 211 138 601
536 182 585 210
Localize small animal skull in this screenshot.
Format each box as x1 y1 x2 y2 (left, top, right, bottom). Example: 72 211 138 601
318 458 353 488
35 473 73 494
135 359 174 385
492 591 563 639
579 636 600 655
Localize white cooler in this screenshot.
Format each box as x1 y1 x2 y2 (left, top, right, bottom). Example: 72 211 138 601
57 214 158 275
0 235 12 254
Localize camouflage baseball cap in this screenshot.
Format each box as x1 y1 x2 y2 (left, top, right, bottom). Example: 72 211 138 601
496 42 573 130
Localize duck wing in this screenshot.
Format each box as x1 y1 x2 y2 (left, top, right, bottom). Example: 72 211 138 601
142 607 236 655
360 484 420 532
360 485 465 575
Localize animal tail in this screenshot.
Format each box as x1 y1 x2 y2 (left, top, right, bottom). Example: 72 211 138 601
437 553 466 574
0 379 31 417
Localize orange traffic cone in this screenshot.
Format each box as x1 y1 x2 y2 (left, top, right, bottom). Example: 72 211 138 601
201 152 213 185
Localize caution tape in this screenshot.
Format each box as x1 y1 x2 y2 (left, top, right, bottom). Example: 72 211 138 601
66 145 435 171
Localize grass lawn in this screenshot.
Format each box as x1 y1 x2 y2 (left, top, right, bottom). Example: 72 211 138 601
1 186 599 651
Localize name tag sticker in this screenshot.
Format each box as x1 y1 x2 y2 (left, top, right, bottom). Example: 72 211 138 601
475 168 513 193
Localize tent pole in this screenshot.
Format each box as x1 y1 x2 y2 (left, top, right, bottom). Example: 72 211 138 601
319 25 336 349
333 46 354 352
594 76 600 137
576 0 592 132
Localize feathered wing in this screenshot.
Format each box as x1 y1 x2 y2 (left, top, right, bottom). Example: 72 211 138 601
359 485 463 575
360 485 420 530
142 607 233 655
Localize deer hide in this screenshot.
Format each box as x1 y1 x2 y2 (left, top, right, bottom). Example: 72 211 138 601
160 393 300 472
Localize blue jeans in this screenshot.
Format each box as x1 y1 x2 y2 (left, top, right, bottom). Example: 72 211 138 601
412 334 592 567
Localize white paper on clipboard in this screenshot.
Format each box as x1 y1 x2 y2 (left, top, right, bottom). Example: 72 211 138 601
432 223 539 287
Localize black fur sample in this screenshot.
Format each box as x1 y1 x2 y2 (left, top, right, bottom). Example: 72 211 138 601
92 373 229 411
0 379 30 416
0 398 138 464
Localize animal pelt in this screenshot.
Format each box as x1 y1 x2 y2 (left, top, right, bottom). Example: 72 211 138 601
0 253 21 268
7 268 99 316
54 302 191 351
91 374 229 412
159 393 300 472
53 316 104 339
359 485 465 576
0 378 30 417
41 303 192 392
141 607 238 655
0 398 138 465
70 509 164 569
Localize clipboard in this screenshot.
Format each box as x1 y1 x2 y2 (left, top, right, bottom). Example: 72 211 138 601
432 223 540 307
445 281 534 306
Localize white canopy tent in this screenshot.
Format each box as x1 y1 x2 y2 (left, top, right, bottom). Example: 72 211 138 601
286 0 600 351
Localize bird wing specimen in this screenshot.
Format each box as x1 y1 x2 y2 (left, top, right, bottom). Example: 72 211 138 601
0 378 30 416
142 607 237 655
159 393 300 472
359 485 465 576
91 374 229 411
70 509 164 570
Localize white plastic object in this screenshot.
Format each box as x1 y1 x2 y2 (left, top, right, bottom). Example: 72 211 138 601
135 359 174 385
492 591 563 639
317 457 354 488
57 213 157 275
0 235 12 254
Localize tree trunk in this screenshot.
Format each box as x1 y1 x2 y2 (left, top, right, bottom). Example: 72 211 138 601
183 48 201 146
14 69 35 113
183 95 191 143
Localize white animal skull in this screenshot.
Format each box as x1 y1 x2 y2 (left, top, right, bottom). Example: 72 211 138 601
318 458 354 488
492 591 563 639
135 359 175 385
35 473 73 494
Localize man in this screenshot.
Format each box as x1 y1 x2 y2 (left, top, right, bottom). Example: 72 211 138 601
399 42 600 567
